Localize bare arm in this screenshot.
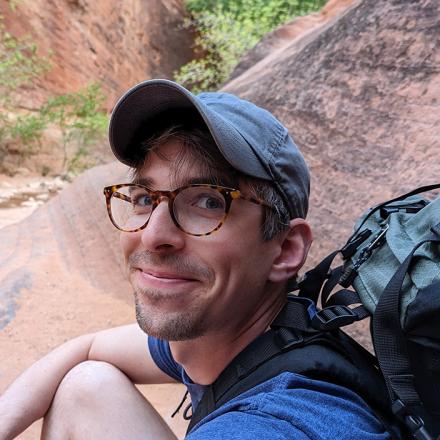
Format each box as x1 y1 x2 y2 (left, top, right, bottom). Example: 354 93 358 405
0 324 173 440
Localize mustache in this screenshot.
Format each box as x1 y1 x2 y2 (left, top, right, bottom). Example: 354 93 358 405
128 251 214 281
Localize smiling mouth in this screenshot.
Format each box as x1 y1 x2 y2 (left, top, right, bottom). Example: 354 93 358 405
136 268 197 285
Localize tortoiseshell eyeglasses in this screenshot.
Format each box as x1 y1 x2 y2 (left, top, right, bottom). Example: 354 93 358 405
103 183 274 236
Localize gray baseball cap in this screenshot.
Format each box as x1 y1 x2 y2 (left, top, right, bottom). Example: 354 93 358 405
109 79 310 219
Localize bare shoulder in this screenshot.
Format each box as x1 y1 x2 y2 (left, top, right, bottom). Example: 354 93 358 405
88 324 176 385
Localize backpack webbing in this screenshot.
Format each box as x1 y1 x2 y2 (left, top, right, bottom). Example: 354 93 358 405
187 300 405 438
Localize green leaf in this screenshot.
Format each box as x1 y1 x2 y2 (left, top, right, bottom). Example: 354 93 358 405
178 0 327 91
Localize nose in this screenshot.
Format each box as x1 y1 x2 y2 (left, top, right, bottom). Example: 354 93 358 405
140 199 185 252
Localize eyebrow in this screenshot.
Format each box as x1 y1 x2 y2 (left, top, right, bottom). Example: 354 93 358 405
186 177 234 187
131 176 154 187
131 175 236 189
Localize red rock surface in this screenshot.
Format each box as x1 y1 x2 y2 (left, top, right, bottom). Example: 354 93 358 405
225 0 440 264
224 0 440 346
1 0 440 438
0 0 193 109
0 0 194 175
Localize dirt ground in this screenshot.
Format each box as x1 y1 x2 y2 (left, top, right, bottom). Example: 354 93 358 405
0 174 64 229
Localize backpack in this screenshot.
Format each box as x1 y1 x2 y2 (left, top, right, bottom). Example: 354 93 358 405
186 184 440 440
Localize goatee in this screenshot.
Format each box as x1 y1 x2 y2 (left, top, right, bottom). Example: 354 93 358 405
134 290 207 341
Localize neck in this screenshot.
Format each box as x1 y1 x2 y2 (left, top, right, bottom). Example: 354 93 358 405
169 292 286 385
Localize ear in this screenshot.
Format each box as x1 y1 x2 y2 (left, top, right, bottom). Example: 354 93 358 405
268 218 313 283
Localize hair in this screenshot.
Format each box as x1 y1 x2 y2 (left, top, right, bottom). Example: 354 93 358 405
131 124 290 241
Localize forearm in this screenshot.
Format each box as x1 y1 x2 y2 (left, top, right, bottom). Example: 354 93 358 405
0 333 96 440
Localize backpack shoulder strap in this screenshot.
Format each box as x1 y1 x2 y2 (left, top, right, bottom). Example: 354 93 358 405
187 300 401 437
372 223 440 439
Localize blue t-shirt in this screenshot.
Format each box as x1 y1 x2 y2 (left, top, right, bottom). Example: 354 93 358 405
148 337 390 440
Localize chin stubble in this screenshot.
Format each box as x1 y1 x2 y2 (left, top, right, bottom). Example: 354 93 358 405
129 251 214 341
134 290 208 341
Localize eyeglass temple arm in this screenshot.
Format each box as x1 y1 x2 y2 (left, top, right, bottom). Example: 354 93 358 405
110 191 132 203
230 190 274 210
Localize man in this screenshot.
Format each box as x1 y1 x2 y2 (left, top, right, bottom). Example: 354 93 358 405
0 80 389 439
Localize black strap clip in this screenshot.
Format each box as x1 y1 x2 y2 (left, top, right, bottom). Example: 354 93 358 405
311 305 357 331
340 225 390 288
391 400 433 440
341 228 372 259
379 200 428 220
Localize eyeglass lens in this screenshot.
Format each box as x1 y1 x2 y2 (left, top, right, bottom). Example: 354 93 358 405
109 185 227 235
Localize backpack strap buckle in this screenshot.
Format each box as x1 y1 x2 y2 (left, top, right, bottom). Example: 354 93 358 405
311 305 357 330
392 399 433 440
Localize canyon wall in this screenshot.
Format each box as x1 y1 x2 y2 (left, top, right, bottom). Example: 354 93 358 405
1 0 193 109
225 0 440 259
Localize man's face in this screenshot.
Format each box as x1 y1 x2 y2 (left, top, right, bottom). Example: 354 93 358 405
120 139 283 341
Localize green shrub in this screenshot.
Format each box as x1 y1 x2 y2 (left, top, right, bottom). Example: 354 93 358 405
185 0 326 16
0 14 51 155
0 17 50 93
9 114 46 148
0 13 108 175
41 83 108 172
175 0 327 92
175 8 256 93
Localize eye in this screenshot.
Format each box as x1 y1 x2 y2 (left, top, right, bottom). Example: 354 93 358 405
134 194 153 207
195 194 224 210
130 191 153 212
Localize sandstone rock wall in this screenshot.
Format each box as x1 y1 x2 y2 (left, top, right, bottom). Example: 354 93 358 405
0 0 193 109
225 0 440 262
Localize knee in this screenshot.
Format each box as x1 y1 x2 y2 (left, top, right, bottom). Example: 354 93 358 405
43 362 136 437
54 360 128 407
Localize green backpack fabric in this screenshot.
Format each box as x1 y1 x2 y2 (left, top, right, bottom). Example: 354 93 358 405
344 194 440 319
299 184 440 440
